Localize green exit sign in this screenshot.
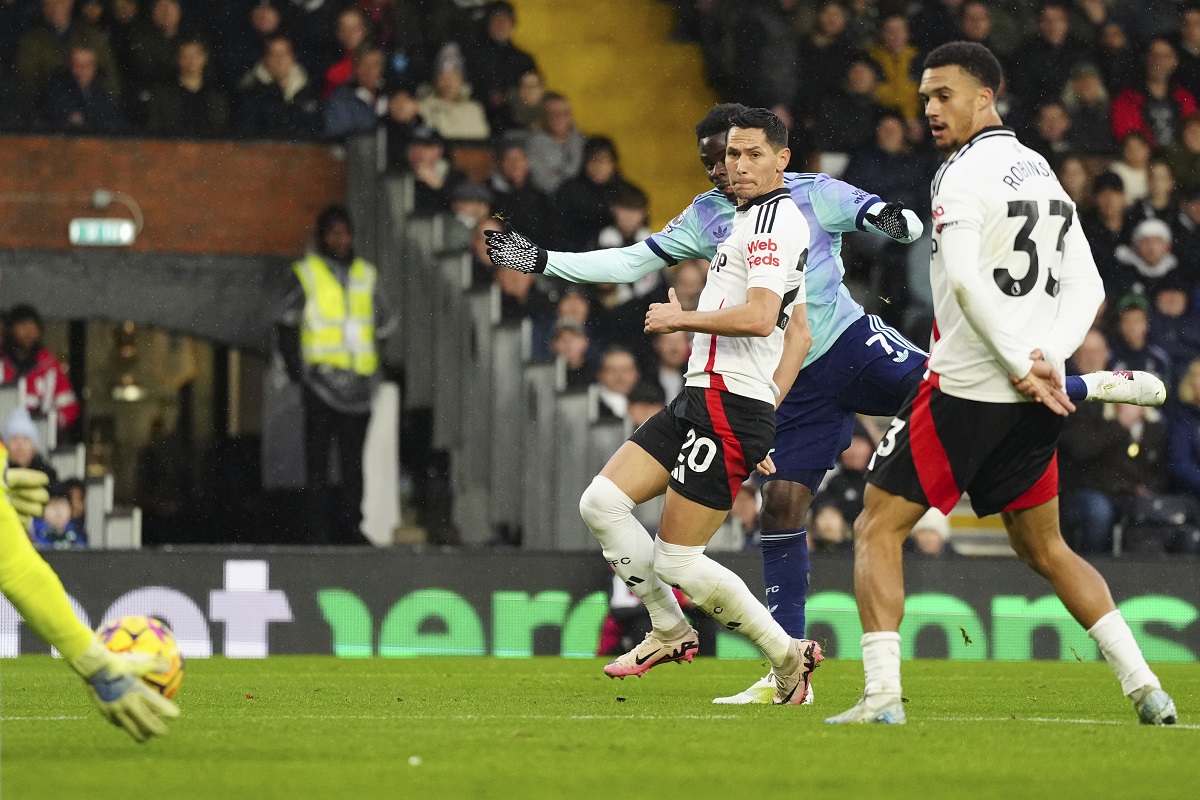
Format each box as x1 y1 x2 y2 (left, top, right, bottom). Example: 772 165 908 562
69 218 136 246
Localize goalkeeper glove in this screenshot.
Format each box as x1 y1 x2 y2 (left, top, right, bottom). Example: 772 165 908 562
484 227 548 274
3 467 50 528
69 639 181 743
863 201 922 243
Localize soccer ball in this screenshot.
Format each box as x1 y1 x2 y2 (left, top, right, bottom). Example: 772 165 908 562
97 615 185 699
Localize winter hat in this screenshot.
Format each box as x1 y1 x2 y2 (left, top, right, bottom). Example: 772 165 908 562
2 408 39 450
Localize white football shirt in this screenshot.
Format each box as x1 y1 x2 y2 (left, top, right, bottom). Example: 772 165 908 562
927 127 1104 402
685 188 809 406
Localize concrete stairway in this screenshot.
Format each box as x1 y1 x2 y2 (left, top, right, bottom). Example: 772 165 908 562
510 0 718 228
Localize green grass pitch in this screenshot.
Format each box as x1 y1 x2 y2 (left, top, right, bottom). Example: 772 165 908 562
2 656 1197 799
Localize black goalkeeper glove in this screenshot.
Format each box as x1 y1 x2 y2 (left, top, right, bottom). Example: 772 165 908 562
863 201 911 241
484 227 548 274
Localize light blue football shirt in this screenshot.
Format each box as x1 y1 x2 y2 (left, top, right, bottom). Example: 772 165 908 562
544 172 880 367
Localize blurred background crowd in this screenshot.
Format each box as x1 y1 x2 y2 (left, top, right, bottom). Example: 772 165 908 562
4 0 1200 558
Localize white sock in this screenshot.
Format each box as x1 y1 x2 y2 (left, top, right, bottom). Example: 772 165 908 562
653 539 791 667
1080 373 1106 398
578 477 686 633
1087 610 1160 697
861 631 903 697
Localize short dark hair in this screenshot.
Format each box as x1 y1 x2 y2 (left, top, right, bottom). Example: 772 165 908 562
923 41 1003 93
727 107 789 151
583 136 617 163
7 304 41 329
613 185 648 210
316 205 353 238
627 382 666 406
694 103 749 140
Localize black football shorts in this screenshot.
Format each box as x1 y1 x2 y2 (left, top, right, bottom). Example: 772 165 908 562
630 386 775 511
866 378 1063 517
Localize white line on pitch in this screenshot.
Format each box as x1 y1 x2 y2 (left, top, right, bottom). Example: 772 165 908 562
929 715 1200 730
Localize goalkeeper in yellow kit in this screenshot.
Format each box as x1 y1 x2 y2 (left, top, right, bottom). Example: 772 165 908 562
1 441 179 742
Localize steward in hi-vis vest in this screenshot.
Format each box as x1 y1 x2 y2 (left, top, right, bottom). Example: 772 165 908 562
278 205 394 545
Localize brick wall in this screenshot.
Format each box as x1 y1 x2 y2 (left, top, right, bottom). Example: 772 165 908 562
0 136 346 256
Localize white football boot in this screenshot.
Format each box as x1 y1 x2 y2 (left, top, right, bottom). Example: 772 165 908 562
712 672 815 705
1085 371 1167 406
773 639 824 705
825 693 906 724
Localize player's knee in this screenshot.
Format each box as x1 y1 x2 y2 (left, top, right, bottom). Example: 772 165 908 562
652 546 697 595
578 476 634 530
760 480 813 530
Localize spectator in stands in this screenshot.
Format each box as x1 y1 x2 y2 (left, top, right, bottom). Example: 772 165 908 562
0 305 80 437
1150 275 1200 368
958 0 1000 53
843 112 930 219
1056 155 1091 208
597 185 649 250
1163 113 1200 192
321 5 370 100
40 43 126 132
489 140 555 246
869 14 920 121
382 87 422 158
448 181 492 233
2 408 59 486
105 0 146 81
127 0 187 100
323 45 387 139
467 1 537 131
551 318 593 389
146 39 228 137
1177 5 1200 99
1110 293 1174 383
1081 172 1130 295
651 331 688 403
222 0 286 88
811 421 875 553
277 205 393 545
235 35 320 140
417 49 489 141
470 216 502 287
1067 0 1113 46
907 508 951 556
553 137 639 252
1126 159 1179 230
627 382 666 431
1169 358 1200 493
31 492 85 549
1114 220 1183 301
1174 185 1200 276
801 1 860 116
911 0 964 59
594 346 640 420
403 124 462 216
1098 21 1137 97
16 0 120 98
1009 2 1086 112
556 287 609 344
1110 132 1152 201
810 58 884 153
1028 102 1073 160
1065 400 1171 554
526 93 585 194
731 0 802 110
1062 63 1113 154
493 248 555 325
504 69 546 133
1112 37 1198 149
1060 329 1116 552
62 477 87 538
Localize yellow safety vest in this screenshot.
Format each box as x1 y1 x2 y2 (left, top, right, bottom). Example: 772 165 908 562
293 253 379 376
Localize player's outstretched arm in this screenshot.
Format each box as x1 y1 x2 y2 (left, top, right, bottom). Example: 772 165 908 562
1 460 180 743
485 227 668 284
862 201 924 243
809 175 922 243
645 287 782 338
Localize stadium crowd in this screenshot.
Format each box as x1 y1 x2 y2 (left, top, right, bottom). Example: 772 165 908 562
5 0 1200 554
